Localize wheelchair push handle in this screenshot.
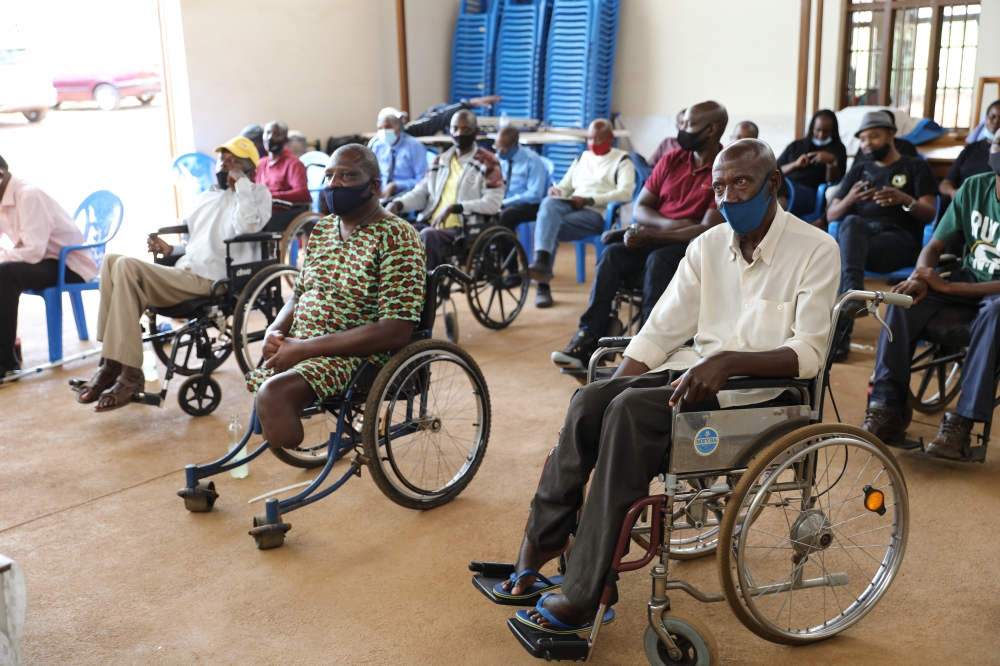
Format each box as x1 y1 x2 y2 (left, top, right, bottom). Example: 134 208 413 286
880 292 914 308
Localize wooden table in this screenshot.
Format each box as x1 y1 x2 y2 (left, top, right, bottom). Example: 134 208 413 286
919 134 968 180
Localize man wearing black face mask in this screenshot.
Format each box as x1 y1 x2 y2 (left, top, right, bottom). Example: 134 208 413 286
387 109 503 269
827 110 939 361
255 120 311 232
74 137 271 411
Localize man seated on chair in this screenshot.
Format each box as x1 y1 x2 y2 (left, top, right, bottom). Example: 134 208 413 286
494 126 549 233
248 145 426 449
551 101 728 369
0 153 98 377
74 137 271 411
499 139 839 633
528 119 636 308
240 124 266 165
643 108 685 170
369 107 428 200
826 110 939 362
863 134 1000 460
255 121 312 232
386 110 503 270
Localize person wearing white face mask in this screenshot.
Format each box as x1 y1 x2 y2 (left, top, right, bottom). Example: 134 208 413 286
368 107 428 200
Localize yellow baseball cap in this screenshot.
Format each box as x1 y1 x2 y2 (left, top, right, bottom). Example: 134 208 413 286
215 136 260 167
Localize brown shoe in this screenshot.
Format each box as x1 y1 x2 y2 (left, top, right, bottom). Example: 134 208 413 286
860 402 911 447
94 365 144 412
925 412 974 460
76 357 123 404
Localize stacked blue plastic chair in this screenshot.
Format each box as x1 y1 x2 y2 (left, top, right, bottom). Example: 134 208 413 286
541 0 621 179
493 0 553 120
450 0 503 114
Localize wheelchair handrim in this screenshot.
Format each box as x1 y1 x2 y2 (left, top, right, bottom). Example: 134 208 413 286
734 434 907 641
234 267 299 376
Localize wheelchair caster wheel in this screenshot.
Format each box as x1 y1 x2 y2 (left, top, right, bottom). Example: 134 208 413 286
177 479 218 512
644 610 718 666
250 514 291 550
178 375 222 416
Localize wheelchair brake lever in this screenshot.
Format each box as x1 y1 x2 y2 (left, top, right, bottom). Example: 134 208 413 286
868 298 893 343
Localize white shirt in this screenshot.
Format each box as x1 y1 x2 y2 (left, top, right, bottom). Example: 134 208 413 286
172 177 271 282
555 147 636 212
0 175 99 282
624 207 840 407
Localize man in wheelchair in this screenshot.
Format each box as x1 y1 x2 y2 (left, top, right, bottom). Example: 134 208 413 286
500 140 840 632
75 136 271 410
865 134 1000 459
248 144 426 449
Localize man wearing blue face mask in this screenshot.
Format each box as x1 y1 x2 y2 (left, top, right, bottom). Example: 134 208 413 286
496 139 840 635
777 109 847 218
368 107 428 200
493 126 549 232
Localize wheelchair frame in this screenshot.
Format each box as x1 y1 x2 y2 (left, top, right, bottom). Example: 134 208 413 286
490 290 914 664
177 265 492 549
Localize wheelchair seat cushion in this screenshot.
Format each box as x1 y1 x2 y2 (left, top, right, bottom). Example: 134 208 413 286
148 297 214 319
921 304 978 348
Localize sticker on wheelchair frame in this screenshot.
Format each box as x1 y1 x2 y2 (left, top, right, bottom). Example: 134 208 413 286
693 427 720 456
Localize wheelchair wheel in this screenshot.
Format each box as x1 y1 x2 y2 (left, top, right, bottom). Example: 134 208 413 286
644 609 718 666
268 404 360 469
632 477 720 560
717 423 908 645
361 339 490 510
178 375 222 416
232 264 300 376
464 226 529 330
279 212 322 274
907 343 963 414
148 313 232 377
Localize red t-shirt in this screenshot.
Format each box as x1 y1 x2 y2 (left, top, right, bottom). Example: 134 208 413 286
643 148 716 221
254 146 311 209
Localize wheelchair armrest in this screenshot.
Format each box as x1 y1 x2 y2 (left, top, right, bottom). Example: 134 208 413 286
429 264 473 286
224 232 282 244
157 225 189 235
598 336 633 348
719 377 810 391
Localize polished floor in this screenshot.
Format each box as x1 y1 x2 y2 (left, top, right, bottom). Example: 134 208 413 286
3 244 999 665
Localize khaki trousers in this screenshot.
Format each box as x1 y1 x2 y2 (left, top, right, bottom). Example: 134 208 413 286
96 255 215 368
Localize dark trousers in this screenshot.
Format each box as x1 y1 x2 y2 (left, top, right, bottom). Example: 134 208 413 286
838 215 921 294
263 205 311 233
871 283 1000 422
496 202 540 231
0 259 84 366
578 242 687 337
527 372 795 610
413 222 461 270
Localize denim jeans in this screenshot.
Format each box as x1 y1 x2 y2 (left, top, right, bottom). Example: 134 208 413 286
533 197 605 257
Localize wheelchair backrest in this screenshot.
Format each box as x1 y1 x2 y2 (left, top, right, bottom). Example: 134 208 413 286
225 235 281 294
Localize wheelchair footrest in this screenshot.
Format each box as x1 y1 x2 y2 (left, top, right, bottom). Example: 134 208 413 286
887 438 923 451
507 619 589 661
912 445 988 463
132 391 165 407
472 573 537 607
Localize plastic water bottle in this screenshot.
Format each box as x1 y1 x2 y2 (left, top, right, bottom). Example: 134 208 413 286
141 341 159 382
499 111 509 128
228 413 249 479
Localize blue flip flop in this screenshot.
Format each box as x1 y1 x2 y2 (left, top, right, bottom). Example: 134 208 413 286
514 592 616 635
492 570 564 601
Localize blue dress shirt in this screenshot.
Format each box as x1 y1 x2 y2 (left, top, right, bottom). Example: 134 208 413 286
502 146 549 206
368 132 428 194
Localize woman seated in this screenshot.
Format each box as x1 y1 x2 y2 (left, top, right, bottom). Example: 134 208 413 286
777 109 847 221
940 99 999 199
248 145 426 449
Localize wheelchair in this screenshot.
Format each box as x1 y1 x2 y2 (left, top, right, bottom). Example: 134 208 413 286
279 209 530 343
471 289 913 664
70 224 293 417
176 265 492 549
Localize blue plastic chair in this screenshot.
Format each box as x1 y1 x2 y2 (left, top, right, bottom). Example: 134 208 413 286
827 196 940 281
299 150 329 213
25 191 124 362
172 152 215 211
571 153 646 283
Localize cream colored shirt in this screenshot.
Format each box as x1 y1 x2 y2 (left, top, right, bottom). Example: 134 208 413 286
623 207 840 407
555 147 636 213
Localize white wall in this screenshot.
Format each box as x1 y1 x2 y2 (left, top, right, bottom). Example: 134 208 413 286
974 0 1000 118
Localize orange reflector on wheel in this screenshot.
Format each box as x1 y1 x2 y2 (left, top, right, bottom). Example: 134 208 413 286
863 485 886 516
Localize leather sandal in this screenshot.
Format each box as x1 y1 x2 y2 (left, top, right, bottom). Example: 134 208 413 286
76 358 123 404
94 366 144 412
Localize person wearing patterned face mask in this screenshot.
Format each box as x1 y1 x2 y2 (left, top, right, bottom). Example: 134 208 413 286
368 107 428 201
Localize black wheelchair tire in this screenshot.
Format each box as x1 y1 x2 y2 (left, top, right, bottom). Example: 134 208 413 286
177 375 222 417
464 226 529 330
148 312 233 377
361 339 490 510
232 264 300 376
907 344 963 414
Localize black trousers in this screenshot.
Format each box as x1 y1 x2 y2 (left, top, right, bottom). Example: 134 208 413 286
0 259 84 366
496 202 541 231
578 242 687 337
838 216 921 294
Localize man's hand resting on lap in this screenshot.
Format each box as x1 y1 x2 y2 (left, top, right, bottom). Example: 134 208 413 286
264 335 306 374
670 354 732 405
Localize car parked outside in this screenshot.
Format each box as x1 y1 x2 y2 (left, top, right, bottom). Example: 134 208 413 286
0 47 57 123
53 63 161 111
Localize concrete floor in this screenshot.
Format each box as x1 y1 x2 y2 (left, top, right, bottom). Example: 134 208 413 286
2 107 1000 665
